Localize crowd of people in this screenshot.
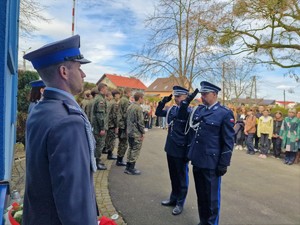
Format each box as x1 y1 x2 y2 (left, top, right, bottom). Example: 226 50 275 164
80 84 145 175
80 84 300 169
230 104 300 165
22 34 298 225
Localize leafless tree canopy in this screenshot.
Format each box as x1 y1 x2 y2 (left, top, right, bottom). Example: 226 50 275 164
19 0 49 36
128 0 217 90
206 59 257 100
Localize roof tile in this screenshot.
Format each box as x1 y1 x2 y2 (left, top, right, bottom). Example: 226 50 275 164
102 74 147 90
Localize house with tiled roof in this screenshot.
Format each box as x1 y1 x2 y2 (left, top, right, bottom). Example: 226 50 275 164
97 74 147 93
275 101 296 108
145 77 193 97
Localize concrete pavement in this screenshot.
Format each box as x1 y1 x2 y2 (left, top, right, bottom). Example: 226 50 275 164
108 128 300 225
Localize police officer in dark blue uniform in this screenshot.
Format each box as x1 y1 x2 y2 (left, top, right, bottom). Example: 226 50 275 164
188 81 235 225
156 86 198 216
28 79 45 113
23 35 98 225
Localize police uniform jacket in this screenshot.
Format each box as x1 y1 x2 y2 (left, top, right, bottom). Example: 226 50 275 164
188 102 235 169
23 89 98 225
156 101 191 158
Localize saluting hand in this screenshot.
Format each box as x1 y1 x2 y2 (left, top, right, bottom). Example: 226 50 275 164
185 88 199 104
161 94 173 104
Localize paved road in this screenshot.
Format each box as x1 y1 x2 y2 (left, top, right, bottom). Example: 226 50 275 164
109 128 300 225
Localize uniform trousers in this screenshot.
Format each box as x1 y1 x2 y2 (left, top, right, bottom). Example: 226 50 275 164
118 128 128 157
106 128 117 153
167 154 189 206
193 166 221 225
94 133 106 160
127 137 143 163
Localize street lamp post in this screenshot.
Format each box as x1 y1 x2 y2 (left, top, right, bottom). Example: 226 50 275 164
22 47 31 70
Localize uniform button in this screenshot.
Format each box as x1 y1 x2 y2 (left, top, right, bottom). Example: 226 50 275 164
196 141 198 143
197 134 199 136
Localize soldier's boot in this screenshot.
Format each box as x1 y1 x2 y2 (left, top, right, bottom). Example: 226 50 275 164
116 156 126 166
124 162 141 175
102 147 108 154
96 159 107 170
107 151 117 160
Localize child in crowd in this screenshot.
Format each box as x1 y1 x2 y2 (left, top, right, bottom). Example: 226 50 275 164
295 111 300 164
280 108 299 165
244 109 256 155
257 108 273 158
235 106 247 150
272 111 283 158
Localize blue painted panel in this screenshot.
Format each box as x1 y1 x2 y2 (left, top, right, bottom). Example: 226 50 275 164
0 182 9 223
0 0 20 222
0 0 8 182
0 0 19 182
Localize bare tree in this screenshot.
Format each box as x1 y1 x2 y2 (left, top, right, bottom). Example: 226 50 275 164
128 0 215 90
201 0 300 80
19 0 49 36
206 58 256 100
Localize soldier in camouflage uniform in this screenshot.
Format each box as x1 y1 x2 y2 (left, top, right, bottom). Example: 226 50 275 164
116 88 132 166
125 92 145 175
103 91 113 154
80 90 91 114
91 83 108 170
86 87 98 123
105 90 119 160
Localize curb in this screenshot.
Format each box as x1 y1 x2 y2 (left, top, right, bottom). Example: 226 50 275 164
94 158 127 225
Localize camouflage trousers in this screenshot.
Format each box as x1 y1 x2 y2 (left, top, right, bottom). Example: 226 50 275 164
106 128 117 153
118 129 128 157
127 136 143 163
94 132 106 160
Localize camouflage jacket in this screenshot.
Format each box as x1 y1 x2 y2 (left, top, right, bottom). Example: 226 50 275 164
91 94 108 133
80 99 89 114
107 99 120 129
85 98 95 123
118 96 130 129
126 102 145 138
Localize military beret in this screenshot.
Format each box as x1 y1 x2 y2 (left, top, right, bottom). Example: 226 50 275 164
199 81 221 93
173 86 189 96
29 80 45 88
23 35 91 70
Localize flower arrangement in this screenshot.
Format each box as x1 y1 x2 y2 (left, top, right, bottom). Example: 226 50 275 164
8 202 23 225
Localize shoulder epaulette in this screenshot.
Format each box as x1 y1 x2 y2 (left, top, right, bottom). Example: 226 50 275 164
198 104 206 109
63 100 82 115
220 105 230 111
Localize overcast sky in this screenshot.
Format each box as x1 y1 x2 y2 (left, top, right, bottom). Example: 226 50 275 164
19 0 300 102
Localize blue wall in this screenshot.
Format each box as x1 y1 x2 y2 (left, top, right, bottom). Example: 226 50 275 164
0 0 20 183
0 0 20 222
